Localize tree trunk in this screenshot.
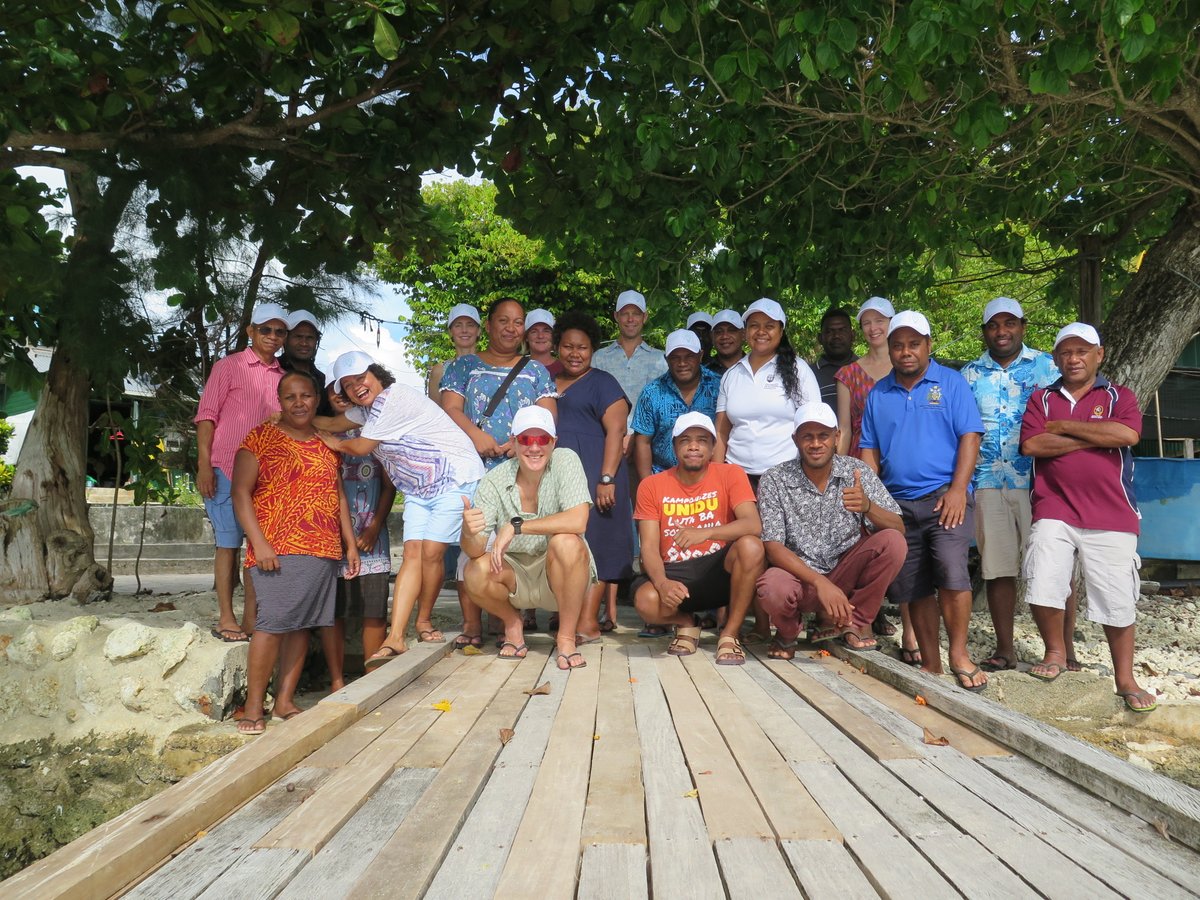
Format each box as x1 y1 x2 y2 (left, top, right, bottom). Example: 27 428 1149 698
1077 234 1104 326
1102 199 1200 409
7 349 113 603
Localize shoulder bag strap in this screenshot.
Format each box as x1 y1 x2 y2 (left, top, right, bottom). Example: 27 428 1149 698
482 355 531 419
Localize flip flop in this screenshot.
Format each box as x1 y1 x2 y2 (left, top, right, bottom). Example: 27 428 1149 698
767 638 798 661
871 613 897 636
417 629 446 644
598 618 616 633
211 626 250 643
900 647 922 667
950 665 988 693
453 633 483 650
809 624 841 643
638 624 670 638
1117 689 1157 713
236 717 266 735
980 653 1017 672
280 710 304 721
364 645 406 670
556 651 587 670
838 631 878 652
498 641 528 660
575 633 602 646
1066 657 1083 672
1029 662 1064 683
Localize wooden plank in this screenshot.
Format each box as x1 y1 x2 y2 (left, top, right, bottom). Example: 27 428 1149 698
983 755 1200 895
319 633 456 715
256 654 493 855
577 843 649 900
740 658 966 899
714 837 803 899
398 654 515 768
654 654 775 841
932 750 1195 899
682 651 839 842
811 655 1009 757
711 663 830 763
627 646 723 900
422 655 567 900
581 645 647 845
303 655 467 769
125 767 330 900
1 703 356 900
193 847 308 900
352 648 546 900
887 758 1110 899
751 649 921 762
829 640 1200 851
275 768 436 900
492 643 602 899
779 839 879 900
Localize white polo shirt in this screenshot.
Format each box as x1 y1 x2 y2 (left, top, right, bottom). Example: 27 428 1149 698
716 354 820 475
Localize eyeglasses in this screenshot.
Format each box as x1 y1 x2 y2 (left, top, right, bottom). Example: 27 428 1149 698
256 325 288 337
516 433 553 446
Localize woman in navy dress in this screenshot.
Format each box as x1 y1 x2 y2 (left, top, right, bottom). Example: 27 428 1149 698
553 310 634 640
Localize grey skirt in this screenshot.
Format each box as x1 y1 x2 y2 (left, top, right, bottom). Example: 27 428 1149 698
249 555 337 633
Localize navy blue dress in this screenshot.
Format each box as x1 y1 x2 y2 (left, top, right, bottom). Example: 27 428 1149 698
555 368 635 581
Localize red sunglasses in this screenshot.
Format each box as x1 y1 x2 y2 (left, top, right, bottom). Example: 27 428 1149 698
516 433 553 446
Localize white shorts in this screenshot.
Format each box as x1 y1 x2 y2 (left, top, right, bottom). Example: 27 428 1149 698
1022 519 1139 627
974 487 1032 580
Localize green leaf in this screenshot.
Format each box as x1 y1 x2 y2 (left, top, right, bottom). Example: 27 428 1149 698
1122 31 1149 62
908 21 937 54
713 53 738 82
373 13 401 60
827 19 856 53
551 0 571 23
799 51 818 81
6 205 31 226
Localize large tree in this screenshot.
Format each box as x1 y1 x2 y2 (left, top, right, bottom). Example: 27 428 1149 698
0 0 602 601
488 0 1200 402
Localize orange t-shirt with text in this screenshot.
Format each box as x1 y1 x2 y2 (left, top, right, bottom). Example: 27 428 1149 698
634 463 756 563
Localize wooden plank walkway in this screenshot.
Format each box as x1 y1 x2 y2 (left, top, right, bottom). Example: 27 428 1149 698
6 630 1200 899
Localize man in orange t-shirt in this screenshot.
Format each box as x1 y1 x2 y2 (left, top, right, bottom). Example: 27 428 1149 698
633 412 765 665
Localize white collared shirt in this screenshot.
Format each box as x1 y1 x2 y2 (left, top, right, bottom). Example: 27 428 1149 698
716 355 820 474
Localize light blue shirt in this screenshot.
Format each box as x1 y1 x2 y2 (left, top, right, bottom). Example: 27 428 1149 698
961 345 1059 490
592 340 668 425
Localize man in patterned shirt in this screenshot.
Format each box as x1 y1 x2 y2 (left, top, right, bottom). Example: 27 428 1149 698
962 297 1060 672
756 403 906 659
461 406 595 670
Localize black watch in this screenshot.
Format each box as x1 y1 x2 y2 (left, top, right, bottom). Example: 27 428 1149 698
510 516 524 534
599 474 615 485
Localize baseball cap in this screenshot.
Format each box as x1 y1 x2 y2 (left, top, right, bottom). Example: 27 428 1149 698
665 329 702 356
331 351 375 385
447 303 481 326
887 310 932 338
525 309 555 330
686 311 714 329
615 290 646 313
510 405 557 438
671 411 718 440
286 309 320 332
793 402 839 431
712 309 744 329
857 296 895 322
743 298 787 325
1053 322 1101 350
983 297 1024 324
250 302 289 326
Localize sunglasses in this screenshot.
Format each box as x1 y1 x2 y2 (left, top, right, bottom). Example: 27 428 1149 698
516 433 553 447
256 325 288 337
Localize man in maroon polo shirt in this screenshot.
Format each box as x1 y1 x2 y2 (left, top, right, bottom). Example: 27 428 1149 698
1019 322 1154 712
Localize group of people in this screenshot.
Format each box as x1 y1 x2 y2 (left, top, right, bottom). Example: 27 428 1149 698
195 288 1154 734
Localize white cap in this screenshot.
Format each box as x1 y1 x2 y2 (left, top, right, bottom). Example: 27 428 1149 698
744 297 786 325
1053 322 1101 349
331 351 375 385
857 296 895 322
712 309 744 329
447 303 481 326
525 309 555 330
250 302 289 326
615 290 646 313
686 311 714 329
793 402 839 431
286 309 320 332
665 329 702 356
887 310 931 338
511 405 557 438
983 297 1024 324
671 411 718 440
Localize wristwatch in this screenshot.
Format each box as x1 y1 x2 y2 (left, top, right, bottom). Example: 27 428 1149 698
599 474 615 485
510 516 524 534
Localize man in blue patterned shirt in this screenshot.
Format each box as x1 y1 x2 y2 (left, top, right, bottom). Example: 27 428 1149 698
632 329 722 478
961 297 1060 672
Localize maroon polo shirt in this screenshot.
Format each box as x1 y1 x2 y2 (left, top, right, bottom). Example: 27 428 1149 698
1020 376 1141 535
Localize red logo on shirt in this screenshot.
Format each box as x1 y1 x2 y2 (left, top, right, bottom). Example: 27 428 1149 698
1091 404 1106 418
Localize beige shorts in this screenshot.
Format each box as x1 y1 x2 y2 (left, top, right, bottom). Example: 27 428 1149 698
506 552 561 612
974 487 1032 580
1022 519 1139 627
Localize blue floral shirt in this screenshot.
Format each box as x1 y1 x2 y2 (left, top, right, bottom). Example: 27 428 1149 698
630 368 722 472
961 345 1059 490
440 355 557 469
